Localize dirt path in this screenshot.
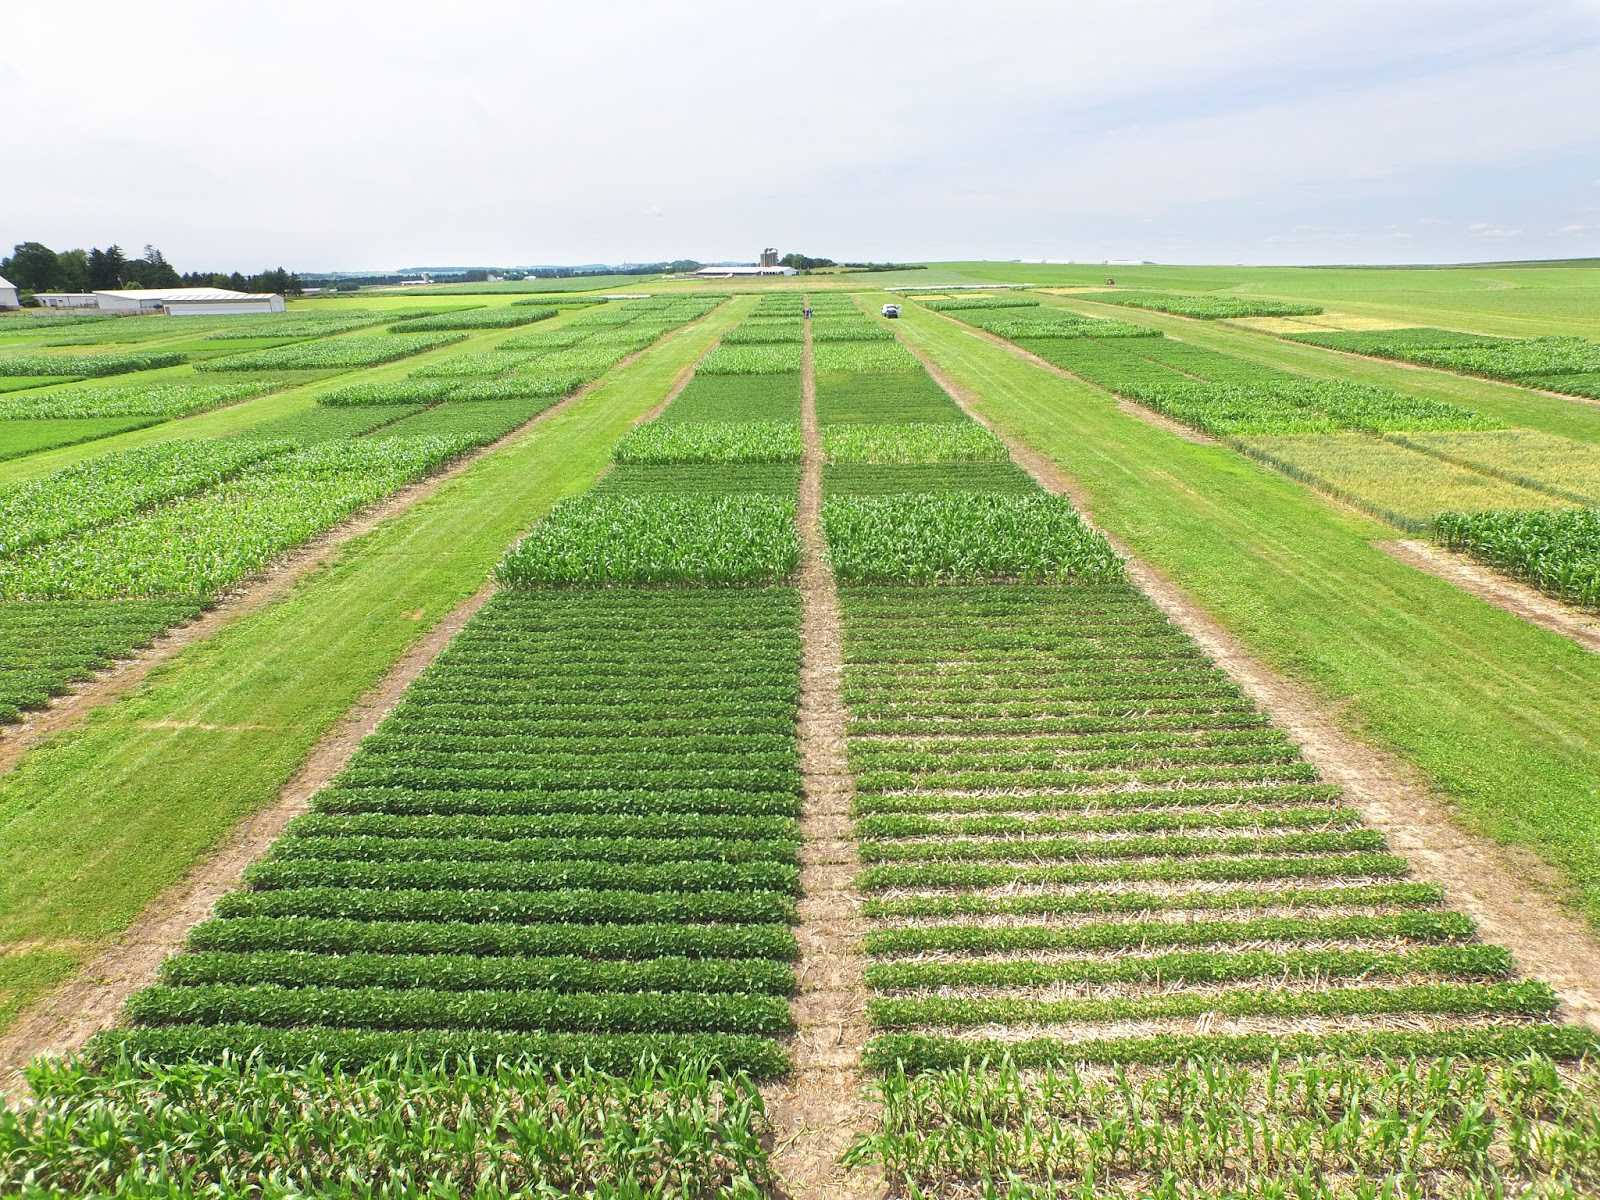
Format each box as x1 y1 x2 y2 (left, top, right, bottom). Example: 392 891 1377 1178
0 328 695 777
895 319 1600 1035
1377 539 1600 654
766 312 878 1199
0 578 496 1097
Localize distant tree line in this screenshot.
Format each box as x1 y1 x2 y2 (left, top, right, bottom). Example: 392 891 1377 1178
1 240 302 300
778 252 926 273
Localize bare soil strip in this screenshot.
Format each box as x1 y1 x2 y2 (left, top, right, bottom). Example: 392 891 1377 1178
1377 539 1600 654
767 316 879 1199
0 321 725 1099
0 333 682 776
896 321 1600 1034
0 579 496 1098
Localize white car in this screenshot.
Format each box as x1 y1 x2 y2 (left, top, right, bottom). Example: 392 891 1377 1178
881 303 901 318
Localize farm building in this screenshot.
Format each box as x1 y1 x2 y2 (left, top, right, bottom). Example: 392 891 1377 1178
0 275 19 309
92 287 285 315
31 287 285 315
692 264 798 278
161 293 286 316
31 292 100 309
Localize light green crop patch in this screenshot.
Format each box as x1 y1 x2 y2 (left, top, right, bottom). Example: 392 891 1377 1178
1241 433 1572 531
615 420 803 464
822 422 1010 464
498 494 800 586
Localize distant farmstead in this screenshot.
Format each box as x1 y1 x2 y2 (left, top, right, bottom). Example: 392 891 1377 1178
0 275 18 310
30 287 286 315
692 264 798 278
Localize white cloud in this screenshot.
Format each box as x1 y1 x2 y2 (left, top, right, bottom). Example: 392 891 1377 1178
4 0 1599 266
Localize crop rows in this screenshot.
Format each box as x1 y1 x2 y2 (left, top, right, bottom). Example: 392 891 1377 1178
388 307 556 332
1290 327 1600 391
0 350 187 377
1435 508 1600 606
0 1056 777 1197
810 301 1599 1194
0 296 724 722
0 378 284 421
102 363 807 1075
1078 289 1325 319
197 333 466 373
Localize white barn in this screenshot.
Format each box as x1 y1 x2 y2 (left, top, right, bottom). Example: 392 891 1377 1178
162 293 286 316
692 265 798 278
0 275 19 310
91 287 284 315
32 292 100 309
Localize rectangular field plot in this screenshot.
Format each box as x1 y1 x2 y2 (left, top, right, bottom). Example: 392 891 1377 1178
1393 429 1600 505
823 462 1039 496
656 373 802 424
1241 433 1574 530
839 583 1586 1077
1436 509 1600 608
1076 290 1325 319
0 416 160 461
0 599 203 722
98 587 803 1077
815 370 965 424
594 463 802 496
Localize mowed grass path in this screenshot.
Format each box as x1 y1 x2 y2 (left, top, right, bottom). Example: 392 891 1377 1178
890 298 1600 928
0 298 747 1030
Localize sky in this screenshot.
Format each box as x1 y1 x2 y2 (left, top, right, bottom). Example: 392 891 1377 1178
4 0 1600 270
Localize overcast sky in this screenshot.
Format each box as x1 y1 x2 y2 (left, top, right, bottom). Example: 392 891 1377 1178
5 0 1599 270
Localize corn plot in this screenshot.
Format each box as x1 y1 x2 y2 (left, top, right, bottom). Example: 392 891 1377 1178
826 298 1599 1195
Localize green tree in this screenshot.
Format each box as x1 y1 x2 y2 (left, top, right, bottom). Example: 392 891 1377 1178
2 242 64 291
87 245 128 289
57 249 90 291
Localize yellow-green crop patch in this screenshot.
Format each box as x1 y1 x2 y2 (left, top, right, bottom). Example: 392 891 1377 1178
1240 433 1573 530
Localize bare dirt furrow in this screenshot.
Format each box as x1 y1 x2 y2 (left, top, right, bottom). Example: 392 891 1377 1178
766 311 879 1199
891 313 1600 1034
